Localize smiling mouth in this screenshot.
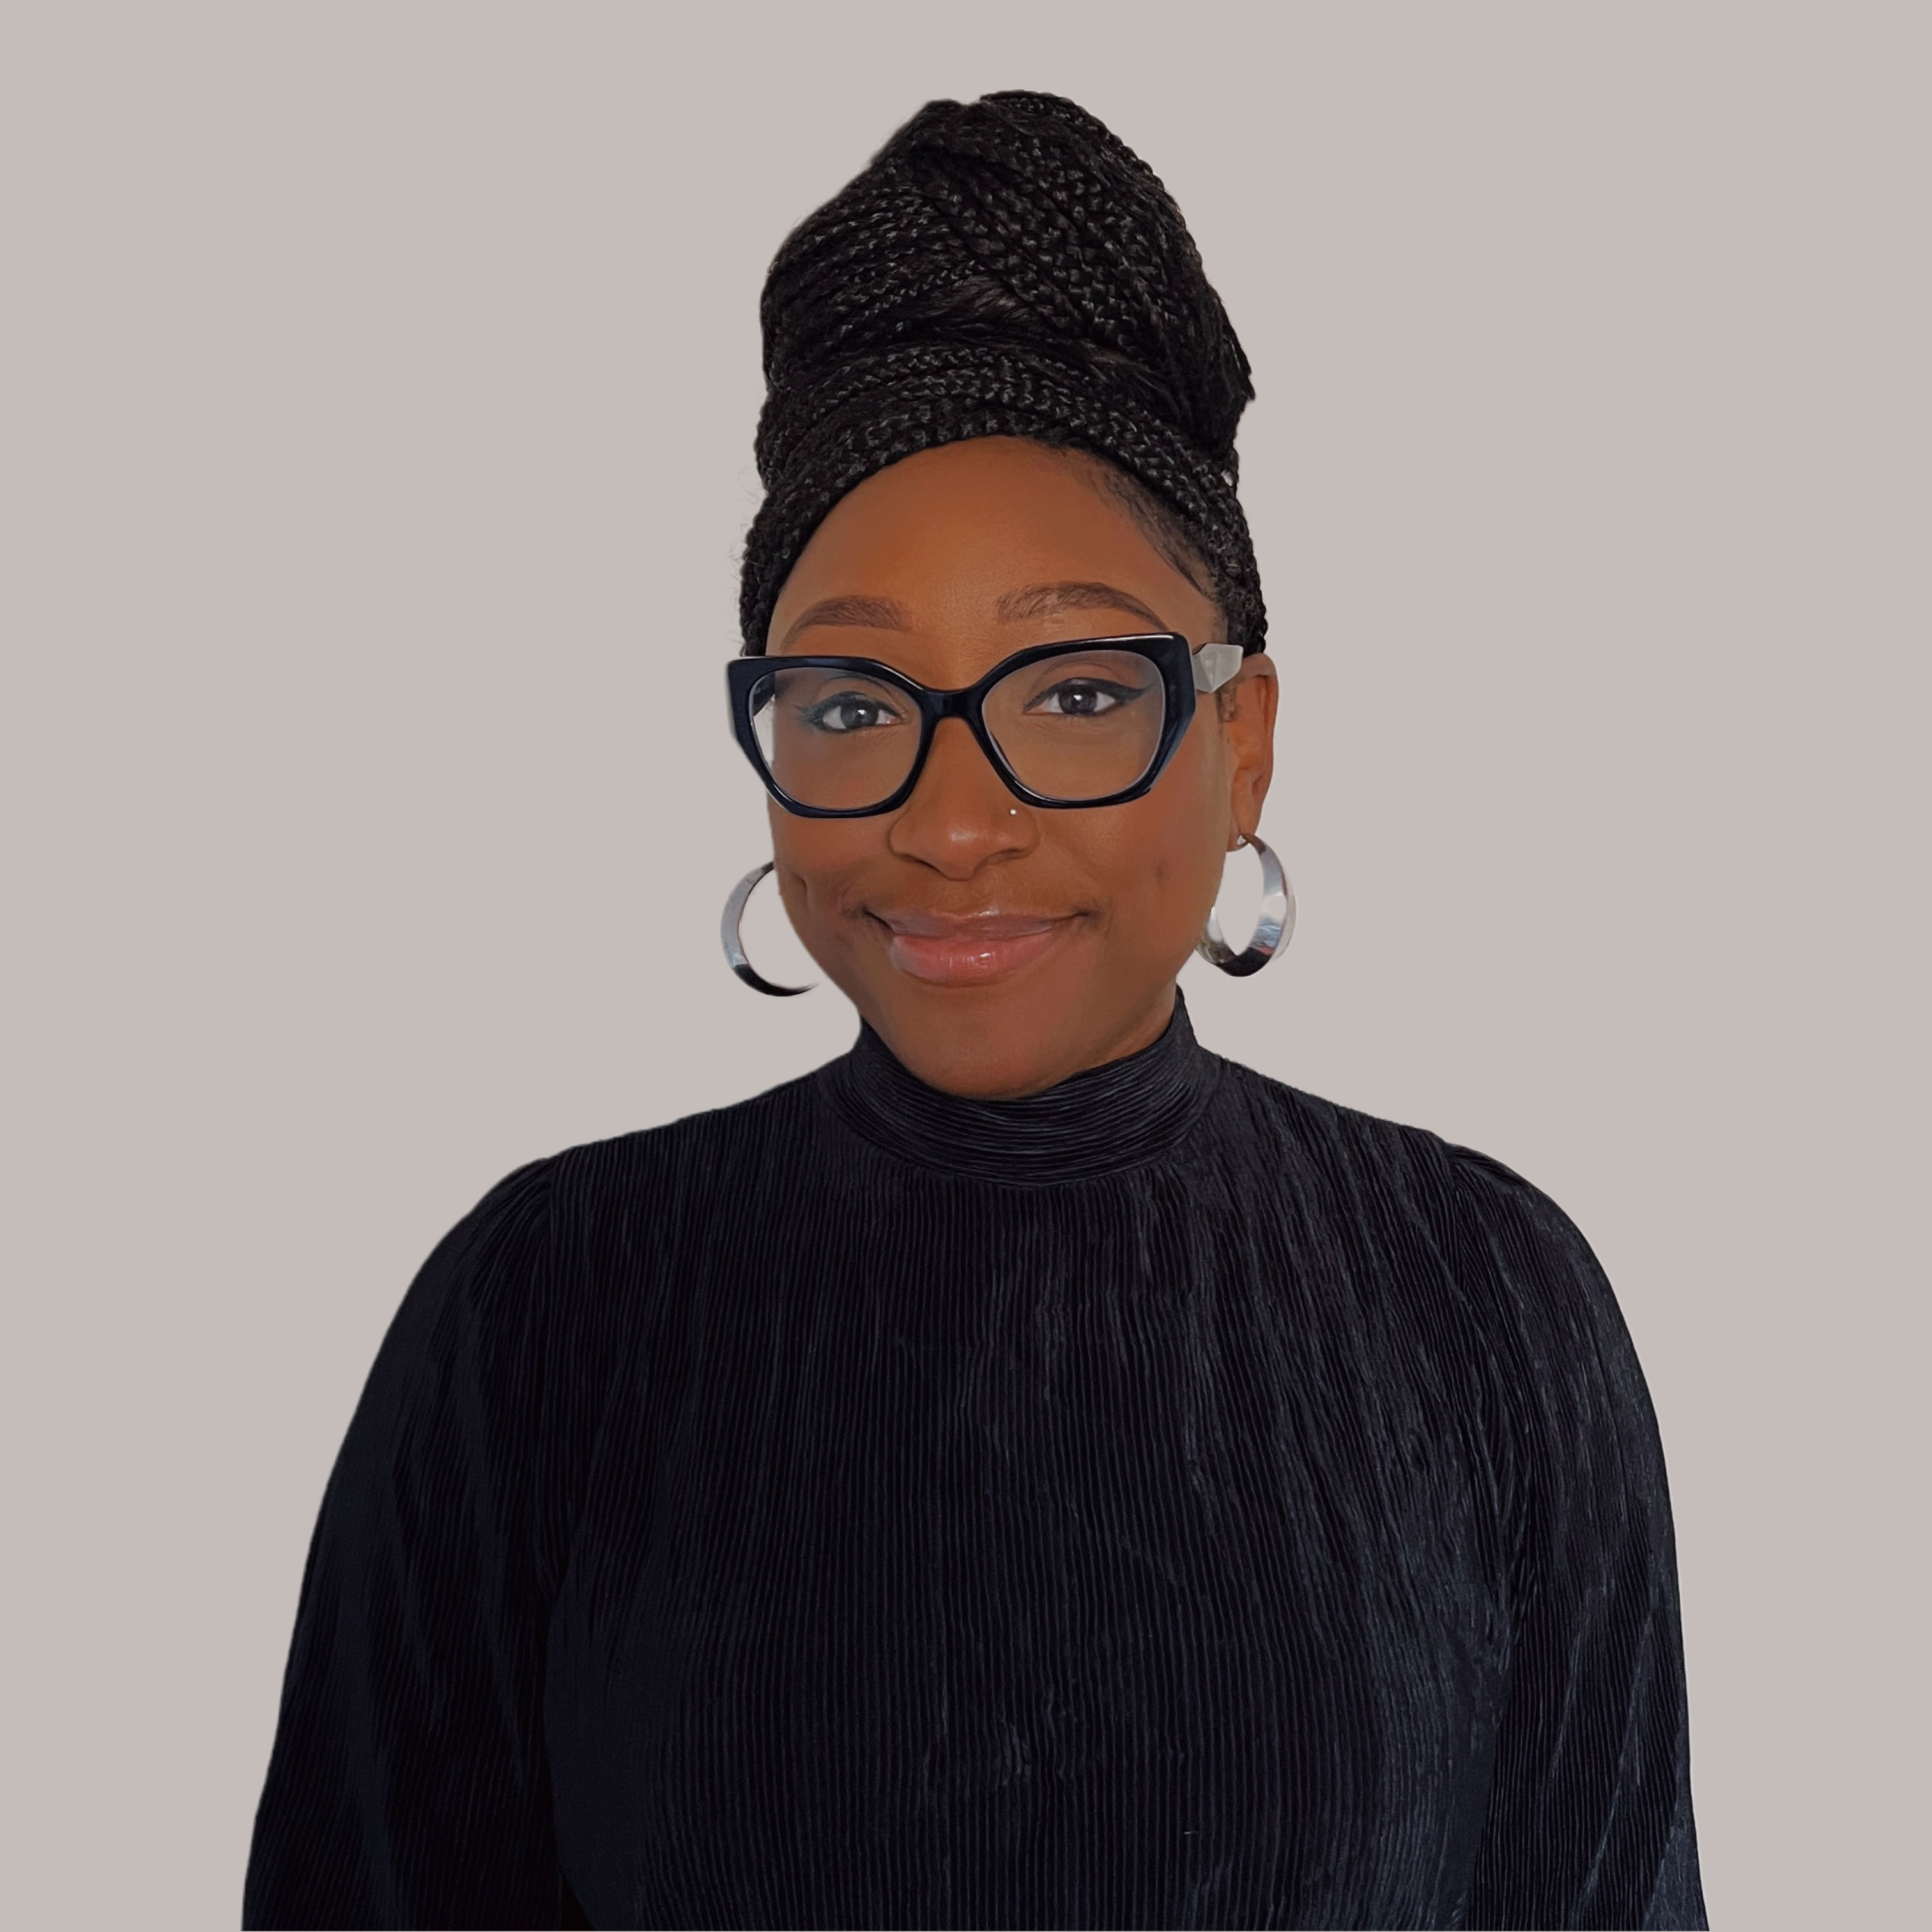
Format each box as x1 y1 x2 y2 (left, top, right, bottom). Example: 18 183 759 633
868 910 1081 986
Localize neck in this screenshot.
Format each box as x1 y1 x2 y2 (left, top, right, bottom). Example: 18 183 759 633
819 986 1219 1184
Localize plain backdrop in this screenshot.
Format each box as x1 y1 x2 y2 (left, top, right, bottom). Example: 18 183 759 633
2 5 1924 1926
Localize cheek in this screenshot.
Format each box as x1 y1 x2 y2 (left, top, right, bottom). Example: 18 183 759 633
1088 756 1227 956
768 809 880 956
769 803 846 908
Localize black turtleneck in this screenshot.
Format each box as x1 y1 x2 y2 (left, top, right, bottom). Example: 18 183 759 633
244 996 1704 1929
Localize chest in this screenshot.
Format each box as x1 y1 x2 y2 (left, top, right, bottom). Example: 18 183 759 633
545 1189 1510 1926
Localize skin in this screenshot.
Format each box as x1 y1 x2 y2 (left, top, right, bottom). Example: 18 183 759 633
763 436 1278 1099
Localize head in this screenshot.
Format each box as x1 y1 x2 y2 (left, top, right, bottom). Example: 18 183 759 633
760 436 1275 1097
735 93 1276 1098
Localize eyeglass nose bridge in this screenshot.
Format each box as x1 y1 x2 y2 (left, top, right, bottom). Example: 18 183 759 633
924 684 983 725
902 687 1021 806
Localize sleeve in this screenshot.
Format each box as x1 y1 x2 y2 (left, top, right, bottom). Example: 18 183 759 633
1451 1149 1708 1932
243 1158 580 1931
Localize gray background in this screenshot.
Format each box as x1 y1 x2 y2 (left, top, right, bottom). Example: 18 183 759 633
3 5 1924 1924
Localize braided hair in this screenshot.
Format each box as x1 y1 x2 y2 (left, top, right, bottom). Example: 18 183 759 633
740 91 1264 655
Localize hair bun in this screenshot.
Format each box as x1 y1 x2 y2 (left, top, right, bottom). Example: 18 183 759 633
742 91 1265 654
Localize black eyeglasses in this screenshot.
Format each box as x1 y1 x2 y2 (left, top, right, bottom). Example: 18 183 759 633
727 633 1243 818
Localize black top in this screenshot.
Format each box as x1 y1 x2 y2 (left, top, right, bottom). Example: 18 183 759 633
244 996 1705 1929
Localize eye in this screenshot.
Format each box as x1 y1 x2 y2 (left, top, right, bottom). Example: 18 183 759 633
1023 677 1148 718
799 689 905 733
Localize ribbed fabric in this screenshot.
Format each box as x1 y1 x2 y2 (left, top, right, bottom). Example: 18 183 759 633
824 1004 1218 1184
244 995 1705 1929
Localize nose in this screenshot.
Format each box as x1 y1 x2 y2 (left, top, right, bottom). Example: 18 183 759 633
885 718 1038 878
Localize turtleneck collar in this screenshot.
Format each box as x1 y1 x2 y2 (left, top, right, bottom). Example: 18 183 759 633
818 989 1221 1185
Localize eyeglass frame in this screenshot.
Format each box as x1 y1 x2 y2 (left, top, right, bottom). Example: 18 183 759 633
726 633 1246 819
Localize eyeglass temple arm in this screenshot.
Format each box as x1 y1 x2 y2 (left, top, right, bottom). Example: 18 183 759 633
1192 643 1245 694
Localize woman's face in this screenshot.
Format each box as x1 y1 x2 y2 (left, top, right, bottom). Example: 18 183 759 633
763 437 1276 1098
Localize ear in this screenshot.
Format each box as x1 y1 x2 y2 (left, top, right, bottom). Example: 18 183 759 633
1220 654 1278 847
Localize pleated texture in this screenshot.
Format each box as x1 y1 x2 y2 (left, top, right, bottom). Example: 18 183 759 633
243 997 1705 1929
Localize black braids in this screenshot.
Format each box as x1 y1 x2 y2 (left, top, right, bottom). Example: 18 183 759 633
764 182 965 371
941 97 1240 440
755 339 1101 476
757 336 1253 553
898 144 1098 345
901 123 1162 370
743 349 1263 655
742 91 1265 656
747 357 1262 652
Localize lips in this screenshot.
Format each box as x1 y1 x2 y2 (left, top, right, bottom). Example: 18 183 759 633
868 908 1078 986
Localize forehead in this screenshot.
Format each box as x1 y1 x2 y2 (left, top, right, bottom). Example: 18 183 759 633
766 440 1218 678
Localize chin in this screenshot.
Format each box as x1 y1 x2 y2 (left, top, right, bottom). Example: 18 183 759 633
862 976 1125 1100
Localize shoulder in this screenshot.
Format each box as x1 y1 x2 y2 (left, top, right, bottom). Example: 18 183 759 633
1207 1051 1581 1223
1207 1055 1645 1384
423 1068 829 1326
1216 1058 1673 1502
355 1073 826 1443
379 1153 555 1366
541 1066 825 1238
1202 1051 1482 1216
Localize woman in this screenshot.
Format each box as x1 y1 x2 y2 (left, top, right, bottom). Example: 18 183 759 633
245 93 1704 1929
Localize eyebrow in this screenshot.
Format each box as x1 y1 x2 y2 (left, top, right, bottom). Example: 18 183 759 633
774 580 1172 653
776 595 912 652
994 581 1171 631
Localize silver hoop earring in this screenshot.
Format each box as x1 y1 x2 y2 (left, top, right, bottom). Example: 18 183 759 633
721 862 815 997
1197 832 1295 977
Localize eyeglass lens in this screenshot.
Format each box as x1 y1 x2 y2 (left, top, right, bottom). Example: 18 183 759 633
750 647 1169 811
